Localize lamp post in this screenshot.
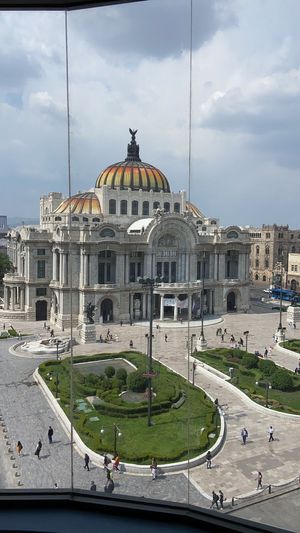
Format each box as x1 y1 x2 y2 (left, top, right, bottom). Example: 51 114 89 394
274 262 284 341
55 339 60 361
243 331 249 352
192 360 197 386
100 423 122 456
191 333 196 354
256 381 272 408
139 276 164 426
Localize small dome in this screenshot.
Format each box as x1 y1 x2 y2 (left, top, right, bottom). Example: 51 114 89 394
95 129 170 193
186 202 204 219
54 192 101 215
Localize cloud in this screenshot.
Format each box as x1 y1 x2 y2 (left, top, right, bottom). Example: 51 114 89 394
68 0 236 61
29 91 66 121
197 69 300 169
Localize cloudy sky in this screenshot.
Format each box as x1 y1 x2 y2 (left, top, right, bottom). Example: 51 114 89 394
0 0 299 227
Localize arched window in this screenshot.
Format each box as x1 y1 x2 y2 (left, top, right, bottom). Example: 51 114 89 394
142 201 149 215
263 275 266 281
174 202 180 213
120 200 127 215
54 216 61 221
265 246 269 255
100 228 115 238
164 202 170 212
255 259 259 268
265 259 269 268
153 201 160 210
109 199 116 214
291 246 296 253
92 217 100 222
255 274 259 280
83 217 88 222
278 247 283 257
132 200 138 215
72 216 79 222
256 245 260 255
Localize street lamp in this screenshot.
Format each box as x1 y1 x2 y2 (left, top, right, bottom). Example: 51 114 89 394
243 331 249 352
256 381 272 408
192 360 197 386
139 276 164 426
100 423 122 456
198 253 208 350
191 333 196 354
55 339 60 361
274 262 284 341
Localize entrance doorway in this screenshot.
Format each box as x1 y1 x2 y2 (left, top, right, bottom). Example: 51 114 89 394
100 298 113 322
227 292 236 312
36 300 47 321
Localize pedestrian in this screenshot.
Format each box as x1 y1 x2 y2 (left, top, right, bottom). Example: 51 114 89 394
239 337 244 347
206 450 212 469
34 439 42 459
50 329 54 338
221 334 224 342
90 481 97 491
54 482 58 489
129 340 133 348
165 334 168 343
268 425 274 442
264 347 268 358
84 453 90 471
104 470 115 493
241 427 248 445
210 490 219 510
130 319 133 326
294 323 296 329
43 322 46 329
16 441 23 455
113 454 120 472
3 323 5 330
48 425 54 444
150 457 158 480
219 490 224 509
224 328 227 334
257 471 263 490
120 320 123 327
103 454 110 472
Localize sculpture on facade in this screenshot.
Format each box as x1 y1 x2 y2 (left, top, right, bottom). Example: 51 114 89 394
85 302 96 324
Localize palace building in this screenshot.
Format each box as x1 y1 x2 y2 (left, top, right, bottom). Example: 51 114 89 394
2 130 251 327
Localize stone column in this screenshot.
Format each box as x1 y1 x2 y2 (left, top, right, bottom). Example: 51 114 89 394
84 254 89 286
173 299 178 321
125 254 130 284
185 253 190 281
53 251 57 281
4 286 8 310
11 287 16 310
20 288 25 311
219 254 226 280
160 294 164 320
62 253 67 285
238 253 245 280
214 254 219 281
80 250 84 287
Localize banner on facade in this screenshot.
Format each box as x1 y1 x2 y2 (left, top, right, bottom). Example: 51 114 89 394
176 297 189 309
164 298 175 307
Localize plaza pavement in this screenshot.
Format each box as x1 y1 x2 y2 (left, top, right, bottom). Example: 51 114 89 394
0 303 300 513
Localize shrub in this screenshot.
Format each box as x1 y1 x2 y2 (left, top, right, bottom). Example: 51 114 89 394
258 359 277 376
116 368 127 383
271 369 293 391
241 354 258 369
104 366 115 378
127 370 148 392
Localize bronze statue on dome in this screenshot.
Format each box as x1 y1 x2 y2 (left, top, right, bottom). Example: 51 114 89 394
126 128 141 162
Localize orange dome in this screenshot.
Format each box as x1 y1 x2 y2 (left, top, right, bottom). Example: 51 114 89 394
54 192 101 215
95 129 170 193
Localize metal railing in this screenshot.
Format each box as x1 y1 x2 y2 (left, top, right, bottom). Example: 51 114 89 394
231 474 300 508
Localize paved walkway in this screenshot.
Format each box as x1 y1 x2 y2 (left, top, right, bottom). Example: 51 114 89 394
0 306 299 506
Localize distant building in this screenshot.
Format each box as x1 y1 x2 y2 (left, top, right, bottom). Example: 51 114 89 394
0 216 9 254
2 131 251 325
248 225 300 286
287 253 300 291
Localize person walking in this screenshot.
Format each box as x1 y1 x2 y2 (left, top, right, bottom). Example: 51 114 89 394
257 471 263 489
16 441 23 455
264 347 268 358
90 481 97 491
241 427 248 445
129 340 133 348
210 491 219 510
113 454 120 472
48 425 54 444
84 453 90 471
206 450 212 469
103 454 110 473
150 457 158 480
34 440 42 459
104 471 115 493
219 490 224 509
164 334 168 343
268 425 274 442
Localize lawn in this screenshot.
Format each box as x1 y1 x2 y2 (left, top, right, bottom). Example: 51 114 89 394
195 348 300 414
282 339 300 355
39 351 220 464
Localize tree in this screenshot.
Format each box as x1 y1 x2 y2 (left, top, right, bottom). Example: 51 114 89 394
0 253 13 284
